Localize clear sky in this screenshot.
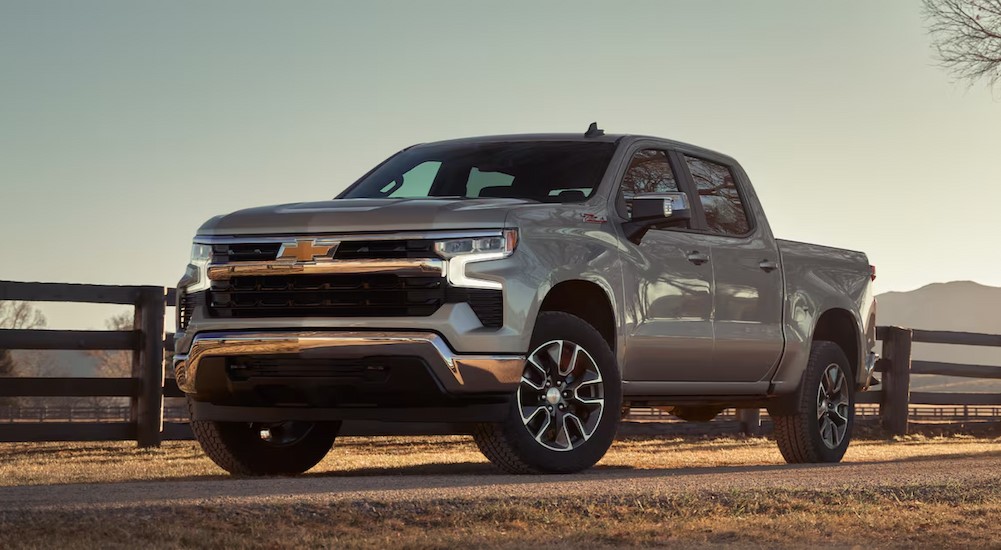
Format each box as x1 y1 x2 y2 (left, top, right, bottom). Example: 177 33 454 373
2 1 999 329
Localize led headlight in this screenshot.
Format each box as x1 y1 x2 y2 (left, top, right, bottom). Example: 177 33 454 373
179 242 212 293
434 229 517 290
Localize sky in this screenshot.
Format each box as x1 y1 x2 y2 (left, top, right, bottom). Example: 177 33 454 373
1 0 999 329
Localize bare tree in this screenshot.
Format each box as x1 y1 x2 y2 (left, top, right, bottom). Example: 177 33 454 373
0 301 47 377
923 0 1001 89
0 302 47 409
89 312 134 376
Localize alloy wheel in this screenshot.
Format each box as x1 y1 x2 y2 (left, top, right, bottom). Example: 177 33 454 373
817 363 850 449
518 339 605 452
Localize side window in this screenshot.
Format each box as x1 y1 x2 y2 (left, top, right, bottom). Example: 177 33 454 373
684 156 750 235
619 150 678 216
381 161 442 198
466 168 516 198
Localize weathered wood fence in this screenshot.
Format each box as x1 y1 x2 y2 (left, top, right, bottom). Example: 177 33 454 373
0 281 186 446
1 280 999 445
857 326 1001 435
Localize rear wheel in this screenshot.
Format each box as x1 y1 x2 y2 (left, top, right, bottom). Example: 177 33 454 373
773 341 855 463
190 407 340 476
473 312 621 474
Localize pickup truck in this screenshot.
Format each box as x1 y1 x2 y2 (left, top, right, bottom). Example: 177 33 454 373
174 125 877 475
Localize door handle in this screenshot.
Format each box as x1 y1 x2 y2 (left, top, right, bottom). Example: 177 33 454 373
686 251 710 265
759 259 778 272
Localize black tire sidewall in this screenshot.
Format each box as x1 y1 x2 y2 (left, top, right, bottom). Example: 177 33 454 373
498 311 622 474
802 343 855 462
194 419 340 475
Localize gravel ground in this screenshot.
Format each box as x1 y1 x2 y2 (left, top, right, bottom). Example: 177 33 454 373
2 444 999 512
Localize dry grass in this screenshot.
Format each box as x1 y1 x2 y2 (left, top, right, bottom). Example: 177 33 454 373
2 432 1001 487
2 481 1000 548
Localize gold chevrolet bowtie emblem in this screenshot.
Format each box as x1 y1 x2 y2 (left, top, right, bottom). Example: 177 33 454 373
277 239 338 262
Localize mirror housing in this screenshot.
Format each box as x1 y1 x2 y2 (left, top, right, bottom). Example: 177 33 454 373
623 192 692 244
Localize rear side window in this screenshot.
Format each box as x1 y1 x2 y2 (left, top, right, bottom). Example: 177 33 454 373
684 156 750 235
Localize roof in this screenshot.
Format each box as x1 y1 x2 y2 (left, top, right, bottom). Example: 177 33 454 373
411 133 735 164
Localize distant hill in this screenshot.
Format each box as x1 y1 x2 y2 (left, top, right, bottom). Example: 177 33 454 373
875 281 1001 392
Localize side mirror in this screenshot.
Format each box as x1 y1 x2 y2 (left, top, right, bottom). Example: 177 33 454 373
624 192 692 244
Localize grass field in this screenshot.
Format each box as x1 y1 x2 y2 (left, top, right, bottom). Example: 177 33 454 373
2 431 1001 548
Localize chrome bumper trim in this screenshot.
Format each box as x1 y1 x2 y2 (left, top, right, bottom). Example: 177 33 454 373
173 331 525 395
206 259 445 280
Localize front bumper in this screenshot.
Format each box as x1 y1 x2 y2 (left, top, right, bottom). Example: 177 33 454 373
173 330 526 396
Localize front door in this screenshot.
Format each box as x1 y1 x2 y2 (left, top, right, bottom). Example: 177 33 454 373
616 148 715 381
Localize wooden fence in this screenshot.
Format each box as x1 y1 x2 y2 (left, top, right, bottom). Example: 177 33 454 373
0 280 186 446
1 280 999 445
856 326 1001 435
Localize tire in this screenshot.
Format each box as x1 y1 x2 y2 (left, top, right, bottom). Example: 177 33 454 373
190 404 340 476
473 311 622 474
773 341 855 463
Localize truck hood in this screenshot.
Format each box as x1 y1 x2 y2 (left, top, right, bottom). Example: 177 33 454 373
197 198 533 236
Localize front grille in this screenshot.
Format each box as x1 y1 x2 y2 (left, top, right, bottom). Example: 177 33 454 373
208 274 444 318
201 238 503 326
210 239 435 262
334 240 436 259
212 243 281 262
177 291 202 330
227 358 391 383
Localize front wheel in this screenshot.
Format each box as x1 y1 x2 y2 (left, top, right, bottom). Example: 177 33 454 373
190 407 341 476
473 312 622 474
773 341 855 463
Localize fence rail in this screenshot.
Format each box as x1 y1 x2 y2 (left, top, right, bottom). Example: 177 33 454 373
0 280 178 446
1 280 999 445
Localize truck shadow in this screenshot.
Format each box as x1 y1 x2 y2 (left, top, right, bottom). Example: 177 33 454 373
307 447 1001 478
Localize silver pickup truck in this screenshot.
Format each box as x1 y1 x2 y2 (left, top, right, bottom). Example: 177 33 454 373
174 126 877 475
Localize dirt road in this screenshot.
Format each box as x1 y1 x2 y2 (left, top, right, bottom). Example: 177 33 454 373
3 451 998 512
3 437 1000 547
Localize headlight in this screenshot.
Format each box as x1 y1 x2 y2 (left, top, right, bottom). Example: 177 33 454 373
179 241 212 293
433 231 517 259
191 243 212 264
434 229 517 290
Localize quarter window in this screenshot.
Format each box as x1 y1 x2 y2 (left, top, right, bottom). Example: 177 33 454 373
684 156 750 235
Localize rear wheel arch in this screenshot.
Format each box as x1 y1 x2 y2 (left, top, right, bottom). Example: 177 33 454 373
537 279 616 354
768 307 862 417
810 308 862 380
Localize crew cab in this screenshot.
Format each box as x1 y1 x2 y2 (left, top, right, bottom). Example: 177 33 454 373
174 125 877 475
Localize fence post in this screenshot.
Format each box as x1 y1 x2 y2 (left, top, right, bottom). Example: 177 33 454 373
737 408 761 436
880 326 912 436
132 287 165 447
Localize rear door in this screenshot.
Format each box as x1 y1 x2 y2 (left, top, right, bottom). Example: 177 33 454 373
679 154 785 382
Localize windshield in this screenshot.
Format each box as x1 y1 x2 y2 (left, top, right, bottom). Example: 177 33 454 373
340 141 616 203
